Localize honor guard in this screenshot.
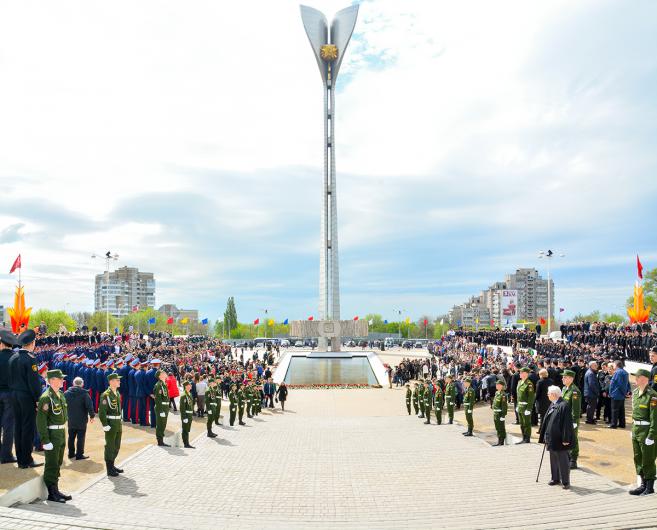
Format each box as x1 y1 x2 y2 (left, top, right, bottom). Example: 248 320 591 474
237 384 246 425
180 379 195 448
153 369 170 447
445 375 456 424
412 383 420 415
561 369 581 468
515 367 535 444
433 379 444 425
423 380 433 424
99 373 124 477
205 378 218 438
462 377 475 436
405 384 412 415
418 382 425 419
36 369 71 503
492 379 508 446
629 368 657 496
228 384 238 426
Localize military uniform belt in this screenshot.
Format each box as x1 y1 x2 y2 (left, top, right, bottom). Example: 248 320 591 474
493 409 502 412
160 401 169 405
48 425 66 430
106 415 122 420
518 401 528 405
634 420 651 426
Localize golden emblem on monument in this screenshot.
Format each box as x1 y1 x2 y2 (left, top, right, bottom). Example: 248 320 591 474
320 44 338 61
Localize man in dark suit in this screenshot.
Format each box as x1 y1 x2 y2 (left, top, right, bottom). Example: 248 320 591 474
539 385 575 489
64 376 95 459
584 361 601 424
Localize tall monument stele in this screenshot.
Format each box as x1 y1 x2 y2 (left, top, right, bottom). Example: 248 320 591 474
300 4 359 352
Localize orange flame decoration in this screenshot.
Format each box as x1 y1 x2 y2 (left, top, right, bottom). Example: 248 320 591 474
7 286 32 333
627 281 651 323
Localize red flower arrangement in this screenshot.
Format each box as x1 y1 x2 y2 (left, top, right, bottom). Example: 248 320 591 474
286 383 373 389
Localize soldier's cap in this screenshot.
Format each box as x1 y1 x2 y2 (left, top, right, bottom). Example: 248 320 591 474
16 329 36 347
562 369 576 377
107 373 122 382
0 328 17 347
495 379 506 387
207 377 215 383
651 346 657 354
115 358 124 366
463 376 472 383
155 369 165 378
130 359 140 368
183 379 193 387
634 368 651 379
93 359 101 367
47 369 64 380
38 362 48 375
520 367 531 373
107 360 115 368
150 359 161 365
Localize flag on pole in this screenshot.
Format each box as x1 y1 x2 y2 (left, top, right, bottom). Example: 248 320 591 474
423 319 428 326
147 317 156 325
404 317 410 324
253 318 259 325
283 318 289 325
440 318 444 325
166 317 174 325
539 317 546 325
268 319 274 326
132 305 139 313
637 254 644 280
505 318 509 325
308 316 314 321
368 319 373 325
9 255 21 274
559 308 565 313
353 316 359 321
180 317 189 325
528 347 537 357
383 319 388 324
490 319 494 326
201 318 209 325
457 320 462 326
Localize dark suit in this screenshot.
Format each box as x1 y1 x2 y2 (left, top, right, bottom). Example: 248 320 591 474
0 347 15 462
539 398 574 486
64 385 95 458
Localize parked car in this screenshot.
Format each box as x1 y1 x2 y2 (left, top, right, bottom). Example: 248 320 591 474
280 339 290 347
294 340 304 347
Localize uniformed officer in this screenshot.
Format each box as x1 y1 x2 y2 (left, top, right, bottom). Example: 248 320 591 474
562 369 581 468
145 360 159 429
153 369 170 447
36 369 70 503
445 375 456 424
463 377 475 436
214 380 223 426
649 348 657 393
8 329 44 469
629 368 657 496
0 329 17 464
418 382 425 419
433 379 444 425
99 373 124 476
237 384 246 426
412 383 420 415
180 379 195 448
205 378 218 438
515 367 536 444
423 380 433 425
405 384 412 415
228 384 238 426
492 379 507 446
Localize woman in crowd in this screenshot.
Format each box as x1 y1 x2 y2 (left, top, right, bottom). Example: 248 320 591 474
166 372 179 411
276 382 288 411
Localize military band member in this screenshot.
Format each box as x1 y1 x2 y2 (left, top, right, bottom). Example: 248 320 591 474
562 369 581 468
405 384 412 415
515 367 535 444
434 379 444 425
445 375 456 424
99 373 124 476
423 380 433 425
418 382 426 419
180 380 195 448
629 368 657 496
237 385 246 425
228 384 238 426
412 383 420 415
206 378 218 438
492 379 508 446
36 369 71 503
153 369 170 447
463 377 475 436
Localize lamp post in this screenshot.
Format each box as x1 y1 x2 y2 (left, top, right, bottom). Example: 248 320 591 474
92 251 119 334
395 309 405 340
538 250 565 335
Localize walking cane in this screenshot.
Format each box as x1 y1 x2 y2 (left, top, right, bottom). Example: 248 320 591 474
536 443 546 482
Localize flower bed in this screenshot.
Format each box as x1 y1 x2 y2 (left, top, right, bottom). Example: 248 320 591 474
285 383 375 389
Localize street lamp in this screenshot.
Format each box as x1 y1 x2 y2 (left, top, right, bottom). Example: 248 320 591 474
538 250 565 335
260 308 270 340
394 309 406 340
92 251 119 334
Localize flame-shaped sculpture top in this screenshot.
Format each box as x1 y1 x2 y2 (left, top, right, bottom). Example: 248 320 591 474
8 285 32 333
627 282 651 323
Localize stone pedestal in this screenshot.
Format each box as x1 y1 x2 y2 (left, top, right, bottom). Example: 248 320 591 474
289 319 368 352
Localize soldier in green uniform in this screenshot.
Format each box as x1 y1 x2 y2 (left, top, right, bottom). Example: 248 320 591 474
237 384 246 425
99 373 124 477
180 379 195 448
405 384 412 415
412 383 419 415
515 367 535 444
228 384 238 426
36 369 71 503
153 369 170 447
462 377 475 436
214 380 223 426
418 382 425 419
423 380 433 424
445 375 456 424
433 379 444 425
205 378 218 438
492 379 508 446
561 369 581 468
244 383 253 418
629 368 657 496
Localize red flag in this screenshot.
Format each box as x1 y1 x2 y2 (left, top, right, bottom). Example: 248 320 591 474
353 316 359 321
540 317 546 325
308 316 314 321
253 318 259 325
9 254 21 274
637 255 643 280
490 319 494 326
166 317 174 325
423 319 428 326
132 305 139 313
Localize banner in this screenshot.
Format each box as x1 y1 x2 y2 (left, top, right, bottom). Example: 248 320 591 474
501 290 518 326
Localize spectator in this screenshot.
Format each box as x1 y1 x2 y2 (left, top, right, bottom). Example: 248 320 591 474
195 374 207 418
538 385 574 490
584 361 601 424
608 360 631 429
263 378 276 408
166 373 179 411
535 368 554 425
276 382 288 411
64 376 95 460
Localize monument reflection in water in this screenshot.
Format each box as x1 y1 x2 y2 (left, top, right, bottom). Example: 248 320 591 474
284 357 378 385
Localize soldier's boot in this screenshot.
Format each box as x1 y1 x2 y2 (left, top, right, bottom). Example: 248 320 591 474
463 430 473 437
448 419 453 424
640 479 655 496
207 428 218 438
112 461 124 473
569 459 578 469
629 476 646 495
515 436 527 445
525 435 531 443
425 416 431 425
157 436 171 447
106 461 119 477
47 484 66 503
239 420 246 426
54 483 72 501
493 437 504 446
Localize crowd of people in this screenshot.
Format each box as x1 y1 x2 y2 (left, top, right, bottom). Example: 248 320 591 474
0 328 289 504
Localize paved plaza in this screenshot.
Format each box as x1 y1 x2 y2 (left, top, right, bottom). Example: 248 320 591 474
0 388 656 530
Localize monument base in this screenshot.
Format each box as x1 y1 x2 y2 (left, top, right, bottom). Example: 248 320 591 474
290 319 368 353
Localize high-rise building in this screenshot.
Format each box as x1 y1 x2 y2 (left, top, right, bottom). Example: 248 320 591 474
505 268 553 323
94 266 155 317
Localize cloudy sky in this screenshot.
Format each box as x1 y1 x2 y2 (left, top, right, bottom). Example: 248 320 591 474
0 0 656 324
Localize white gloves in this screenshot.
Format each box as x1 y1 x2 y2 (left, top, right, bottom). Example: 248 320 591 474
573 423 577 429
159 412 165 417
515 407 519 413
524 410 531 416
103 425 111 432
646 438 655 446
500 417 505 422
183 419 188 424
43 443 54 451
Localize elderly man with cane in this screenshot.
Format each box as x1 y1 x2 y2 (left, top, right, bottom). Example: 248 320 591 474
538 385 574 490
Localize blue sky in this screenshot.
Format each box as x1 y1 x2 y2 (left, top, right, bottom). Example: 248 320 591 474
0 0 656 324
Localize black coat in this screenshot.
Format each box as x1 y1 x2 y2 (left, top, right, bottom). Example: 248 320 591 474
535 377 554 416
276 385 288 402
64 386 95 430
538 398 574 451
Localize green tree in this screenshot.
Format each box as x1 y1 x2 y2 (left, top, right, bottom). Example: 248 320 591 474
223 297 238 336
86 311 119 333
31 309 77 333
